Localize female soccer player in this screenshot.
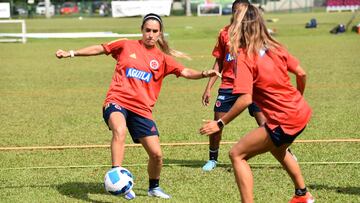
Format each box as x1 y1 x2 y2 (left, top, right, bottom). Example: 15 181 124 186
200 4 314 203
56 13 220 200
201 0 264 172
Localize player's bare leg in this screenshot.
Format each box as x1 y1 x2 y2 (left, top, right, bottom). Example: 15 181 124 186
108 112 127 167
229 127 275 203
272 145 314 202
140 136 171 199
271 146 305 189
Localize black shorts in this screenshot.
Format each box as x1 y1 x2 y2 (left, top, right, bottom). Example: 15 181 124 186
103 103 159 143
214 88 261 116
265 124 306 147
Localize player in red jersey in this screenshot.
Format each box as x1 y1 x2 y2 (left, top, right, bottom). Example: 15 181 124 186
56 13 220 200
201 0 267 172
200 4 314 203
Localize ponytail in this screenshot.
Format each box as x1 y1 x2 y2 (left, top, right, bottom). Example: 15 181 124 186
157 32 191 60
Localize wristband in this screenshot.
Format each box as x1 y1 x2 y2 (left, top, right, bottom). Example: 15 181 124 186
201 70 206 78
69 50 75 58
217 119 225 129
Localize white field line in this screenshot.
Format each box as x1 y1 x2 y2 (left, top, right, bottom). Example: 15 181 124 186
1 161 360 171
0 139 360 151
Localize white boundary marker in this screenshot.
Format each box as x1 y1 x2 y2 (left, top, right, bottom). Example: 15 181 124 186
0 32 169 39
0 139 359 151
1 161 360 171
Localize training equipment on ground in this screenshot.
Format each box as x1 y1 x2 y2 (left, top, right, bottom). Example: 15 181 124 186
267 18 279 23
305 18 317 28
267 28 277 35
330 9 360 34
330 24 346 34
352 23 360 34
345 9 360 31
104 167 134 196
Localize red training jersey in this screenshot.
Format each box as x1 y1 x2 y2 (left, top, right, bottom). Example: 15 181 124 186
233 48 312 135
102 39 185 120
212 25 236 89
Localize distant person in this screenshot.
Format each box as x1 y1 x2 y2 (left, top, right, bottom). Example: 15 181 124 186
200 4 314 203
201 0 295 172
201 0 266 172
99 4 105 16
56 13 220 200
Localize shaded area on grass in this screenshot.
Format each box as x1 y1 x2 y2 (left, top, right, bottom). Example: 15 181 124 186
56 182 151 202
309 184 360 196
56 182 109 203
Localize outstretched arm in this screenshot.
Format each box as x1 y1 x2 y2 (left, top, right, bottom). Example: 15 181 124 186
55 45 105 59
291 65 307 95
202 59 222 106
180 68 221 80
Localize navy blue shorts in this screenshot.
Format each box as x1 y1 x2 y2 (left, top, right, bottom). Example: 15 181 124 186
265 124 306 147
103 103 159 143
214 88 261 116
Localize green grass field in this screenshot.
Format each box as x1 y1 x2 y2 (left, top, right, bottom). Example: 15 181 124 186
1 12 360 202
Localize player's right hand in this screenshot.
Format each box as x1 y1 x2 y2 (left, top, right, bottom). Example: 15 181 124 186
202 90 211 106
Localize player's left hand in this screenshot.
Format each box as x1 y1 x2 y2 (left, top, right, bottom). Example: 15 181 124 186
199 120 220 136
55 49 70 59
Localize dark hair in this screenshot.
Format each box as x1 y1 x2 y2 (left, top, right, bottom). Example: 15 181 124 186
142 13 163 30
232 0 250 12
140 13 190 59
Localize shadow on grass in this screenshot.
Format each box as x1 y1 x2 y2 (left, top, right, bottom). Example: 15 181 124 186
163 158 233 169
163 158 283 170
163 158 205 168
56 182 108 203
56 182 149 202
308 184 360 196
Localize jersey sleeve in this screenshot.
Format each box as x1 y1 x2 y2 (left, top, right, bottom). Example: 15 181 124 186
285 51 300 73
275 48 299 73
233 59 253 95
212 30 225 60
101 38 127 56
164 54 186 77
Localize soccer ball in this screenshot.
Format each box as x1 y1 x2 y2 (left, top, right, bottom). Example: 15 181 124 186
104 167 134 195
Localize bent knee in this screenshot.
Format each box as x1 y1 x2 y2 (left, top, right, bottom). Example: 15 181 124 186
149 152 163 162
112 127 126 140
228 147 247 161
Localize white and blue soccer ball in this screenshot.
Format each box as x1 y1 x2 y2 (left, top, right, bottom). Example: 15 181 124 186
104 167 134 195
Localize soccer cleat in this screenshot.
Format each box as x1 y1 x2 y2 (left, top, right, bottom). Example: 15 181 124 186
202 160 217 171
289 192 314 203
123 189 136 200
148 187 171 199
